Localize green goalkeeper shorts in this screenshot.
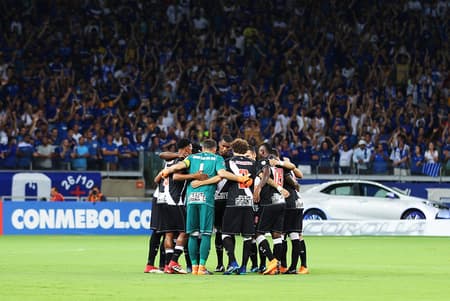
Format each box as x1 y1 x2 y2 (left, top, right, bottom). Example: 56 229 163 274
186 203 214 235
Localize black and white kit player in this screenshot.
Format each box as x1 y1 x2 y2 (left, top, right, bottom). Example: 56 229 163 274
220 148 259 274
281 168 304 274
156 157 189 273
269 158 309 275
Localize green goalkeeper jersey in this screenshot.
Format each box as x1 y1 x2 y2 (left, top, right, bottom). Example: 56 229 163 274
183 152 225 207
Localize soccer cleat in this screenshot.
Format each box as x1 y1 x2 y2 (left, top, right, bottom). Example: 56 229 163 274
263 259 280 275
197 265 213 275
168 260 187 274
151 269 164 274
223 262 240 275
238 266 247 275
144 265 164 274
191 265 199 275
214 265 225 272
283 268 298 275
250 266 259 273
267 269 280 275
144 264 158 273
164 265 173 274
298 266 309 274
258 266 266 274
278 266 288 274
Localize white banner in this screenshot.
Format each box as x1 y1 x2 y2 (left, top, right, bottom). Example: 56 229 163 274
303 220 450 236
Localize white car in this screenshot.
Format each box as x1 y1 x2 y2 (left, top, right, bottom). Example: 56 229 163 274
301 180 450 220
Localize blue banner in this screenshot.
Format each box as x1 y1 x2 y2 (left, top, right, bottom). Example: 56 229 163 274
0 171 102 201
1 201 152 235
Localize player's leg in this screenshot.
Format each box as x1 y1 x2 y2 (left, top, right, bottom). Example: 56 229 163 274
166 206 188 274
280 208 295 273
198 204 214 275
186 204 200 274
240 207 256 274
240 236 252 274
298 208 309 274
254 207 265 272
145 198 164 273
262 205 285 275
288 232 301 274
158 236 165 270
271 204 286 263
298 234 309 274
221 207 240 274
279 234 288 274
255 207 278 275
214 201 226 272
222 234 239 274
168 232 188 274
144 232 163 273
249 238 258 272
163 232 174 273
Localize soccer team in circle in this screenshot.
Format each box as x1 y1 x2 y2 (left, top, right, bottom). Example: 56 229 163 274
144 136 308 275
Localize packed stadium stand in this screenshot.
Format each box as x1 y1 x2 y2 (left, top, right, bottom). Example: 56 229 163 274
0 0 449 180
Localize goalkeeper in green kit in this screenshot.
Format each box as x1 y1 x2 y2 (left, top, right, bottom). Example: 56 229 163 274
162 139 252 275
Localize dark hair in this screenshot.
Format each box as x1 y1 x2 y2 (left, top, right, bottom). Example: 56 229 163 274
269 148 280 157
258 142 271 153
221 134 233 143
177 138 191 150
192 143 202 154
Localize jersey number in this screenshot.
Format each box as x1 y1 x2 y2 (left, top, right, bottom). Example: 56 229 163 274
273 167 283 186
238 169 249 189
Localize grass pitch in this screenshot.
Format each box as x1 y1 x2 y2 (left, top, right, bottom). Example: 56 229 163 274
0 235 449 301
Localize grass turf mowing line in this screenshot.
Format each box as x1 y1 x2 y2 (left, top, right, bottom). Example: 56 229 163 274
0 236 449 301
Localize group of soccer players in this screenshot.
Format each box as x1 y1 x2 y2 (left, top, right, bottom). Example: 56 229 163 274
144 136 308 275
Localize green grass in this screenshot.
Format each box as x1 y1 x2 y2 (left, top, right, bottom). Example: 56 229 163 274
0 235 450 301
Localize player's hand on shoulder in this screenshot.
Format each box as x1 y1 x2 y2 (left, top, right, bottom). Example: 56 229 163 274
268 159 279 167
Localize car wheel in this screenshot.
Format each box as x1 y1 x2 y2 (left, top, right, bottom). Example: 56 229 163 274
303 209 327 220
402 209 426 220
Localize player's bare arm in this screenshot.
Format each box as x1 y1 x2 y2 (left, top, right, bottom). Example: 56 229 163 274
284 175 300 192
292 167 303 179
267 177 290 198
159 151 184 161
173 171 208 182
253 167 269 203
217 169 252 186
154 170 164 184
161 161 188 177
191 175 222 188
268 158 297 171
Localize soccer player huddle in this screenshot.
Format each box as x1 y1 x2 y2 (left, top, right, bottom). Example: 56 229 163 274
144 136 308 275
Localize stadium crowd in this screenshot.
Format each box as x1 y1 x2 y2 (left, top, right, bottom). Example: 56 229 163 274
0 0 449 176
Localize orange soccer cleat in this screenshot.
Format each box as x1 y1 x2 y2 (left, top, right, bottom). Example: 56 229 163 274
298 266 309 274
